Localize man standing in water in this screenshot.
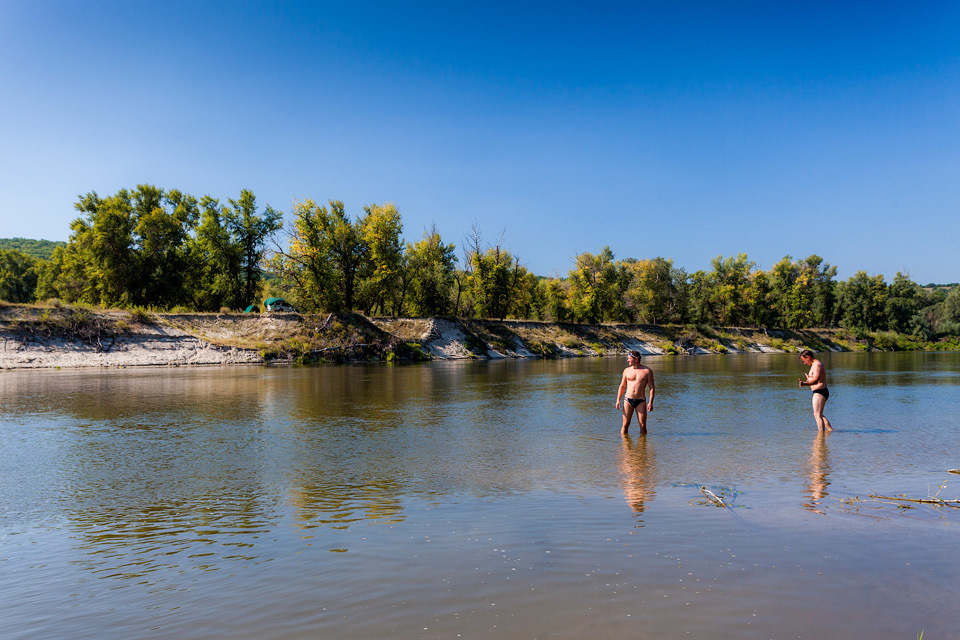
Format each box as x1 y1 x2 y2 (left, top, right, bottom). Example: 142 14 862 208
616 350 655 435
799 349 833 432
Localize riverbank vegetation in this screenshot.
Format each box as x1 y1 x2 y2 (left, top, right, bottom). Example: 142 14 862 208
2 184 959 350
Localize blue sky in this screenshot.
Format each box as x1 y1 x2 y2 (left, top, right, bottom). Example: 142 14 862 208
2 1 958 283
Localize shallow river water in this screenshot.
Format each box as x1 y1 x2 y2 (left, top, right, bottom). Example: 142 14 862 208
1 352 958 639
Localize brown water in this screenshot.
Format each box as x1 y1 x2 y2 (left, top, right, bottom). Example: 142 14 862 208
1 352 958 639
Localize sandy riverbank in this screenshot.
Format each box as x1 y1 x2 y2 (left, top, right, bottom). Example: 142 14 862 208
0 304 857 370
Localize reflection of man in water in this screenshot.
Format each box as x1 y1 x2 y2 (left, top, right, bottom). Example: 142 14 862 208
798 349 833 432
615 350 655 435
804 432 831 514
619 435 656 514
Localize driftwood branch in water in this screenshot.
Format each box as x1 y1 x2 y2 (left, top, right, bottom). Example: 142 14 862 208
869 494 960 507
701 487 726 507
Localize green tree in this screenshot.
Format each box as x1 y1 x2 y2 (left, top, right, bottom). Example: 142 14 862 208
840 271 888 331
226 189 283 308
567 247 619 324
542 277 571 322
0 249 39 302
268 198 366 312
406 224 457 316
188 196 244 310
516 274 549 320
768 256 799 327
67 189 138 306
687 269 714 324
764 254 836 328
941 286 960 333
668 266 691 324
708 254 753 326
745 269 775 328
51 185 198 308
328 200 367 311
803 255 838 327
884 272 922 333
357 203 404 315
35 245 83 303
622 257 679 324
913 285 960 337
463 225 522 320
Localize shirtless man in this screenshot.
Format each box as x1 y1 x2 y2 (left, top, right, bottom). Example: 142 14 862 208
798 349 833 432
615 350 655 435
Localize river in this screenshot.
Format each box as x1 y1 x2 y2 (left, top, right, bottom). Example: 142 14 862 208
1 352 958 639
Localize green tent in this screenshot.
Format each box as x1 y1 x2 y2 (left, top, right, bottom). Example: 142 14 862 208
264 297 296 312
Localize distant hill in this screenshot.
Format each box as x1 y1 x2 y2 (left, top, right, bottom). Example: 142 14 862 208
0 238 67 261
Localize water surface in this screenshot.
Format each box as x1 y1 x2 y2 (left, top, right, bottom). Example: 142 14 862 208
1 352 958 639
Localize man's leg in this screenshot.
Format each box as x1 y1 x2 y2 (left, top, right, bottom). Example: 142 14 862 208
811 394 833 432
622 401 634 435
636 402 648 434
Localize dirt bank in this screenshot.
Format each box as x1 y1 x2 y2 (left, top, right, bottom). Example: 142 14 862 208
0 303 867 370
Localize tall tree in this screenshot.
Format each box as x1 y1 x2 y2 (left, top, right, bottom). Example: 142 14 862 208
406 224 457 316
803 255 838 327
686 269 714 325
884 272 922 333
463 225 521 320
47 185 199 308
567 247 618 324
622 257 679 325
189 196 244 310
840 271 888 331
745 269 775 328
267 198 366 312
226 189 283 308
357 203 404 315
708 254 753 326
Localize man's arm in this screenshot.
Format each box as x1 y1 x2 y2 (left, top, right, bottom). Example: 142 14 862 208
646 370 655 410
615 372 627 408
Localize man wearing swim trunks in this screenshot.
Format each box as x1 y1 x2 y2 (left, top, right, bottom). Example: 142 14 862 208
616 350 655 435
798 349 833 432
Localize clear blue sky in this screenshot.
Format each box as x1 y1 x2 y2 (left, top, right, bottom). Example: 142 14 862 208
2 1 958 283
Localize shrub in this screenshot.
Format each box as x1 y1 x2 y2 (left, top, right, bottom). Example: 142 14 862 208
462 333 488 356
659 341 679 355
529 340 560 357
130 307 153 324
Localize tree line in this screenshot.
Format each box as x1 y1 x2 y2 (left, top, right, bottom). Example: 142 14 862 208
2 185 958 339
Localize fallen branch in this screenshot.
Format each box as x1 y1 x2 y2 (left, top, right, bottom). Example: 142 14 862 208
869 494 960 507
701 487 726 507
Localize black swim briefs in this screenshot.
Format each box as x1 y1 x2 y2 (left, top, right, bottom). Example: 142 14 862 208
625 397 644 408
812 387 830 400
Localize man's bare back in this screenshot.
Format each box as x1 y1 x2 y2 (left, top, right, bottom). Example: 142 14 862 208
616 351 655 435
